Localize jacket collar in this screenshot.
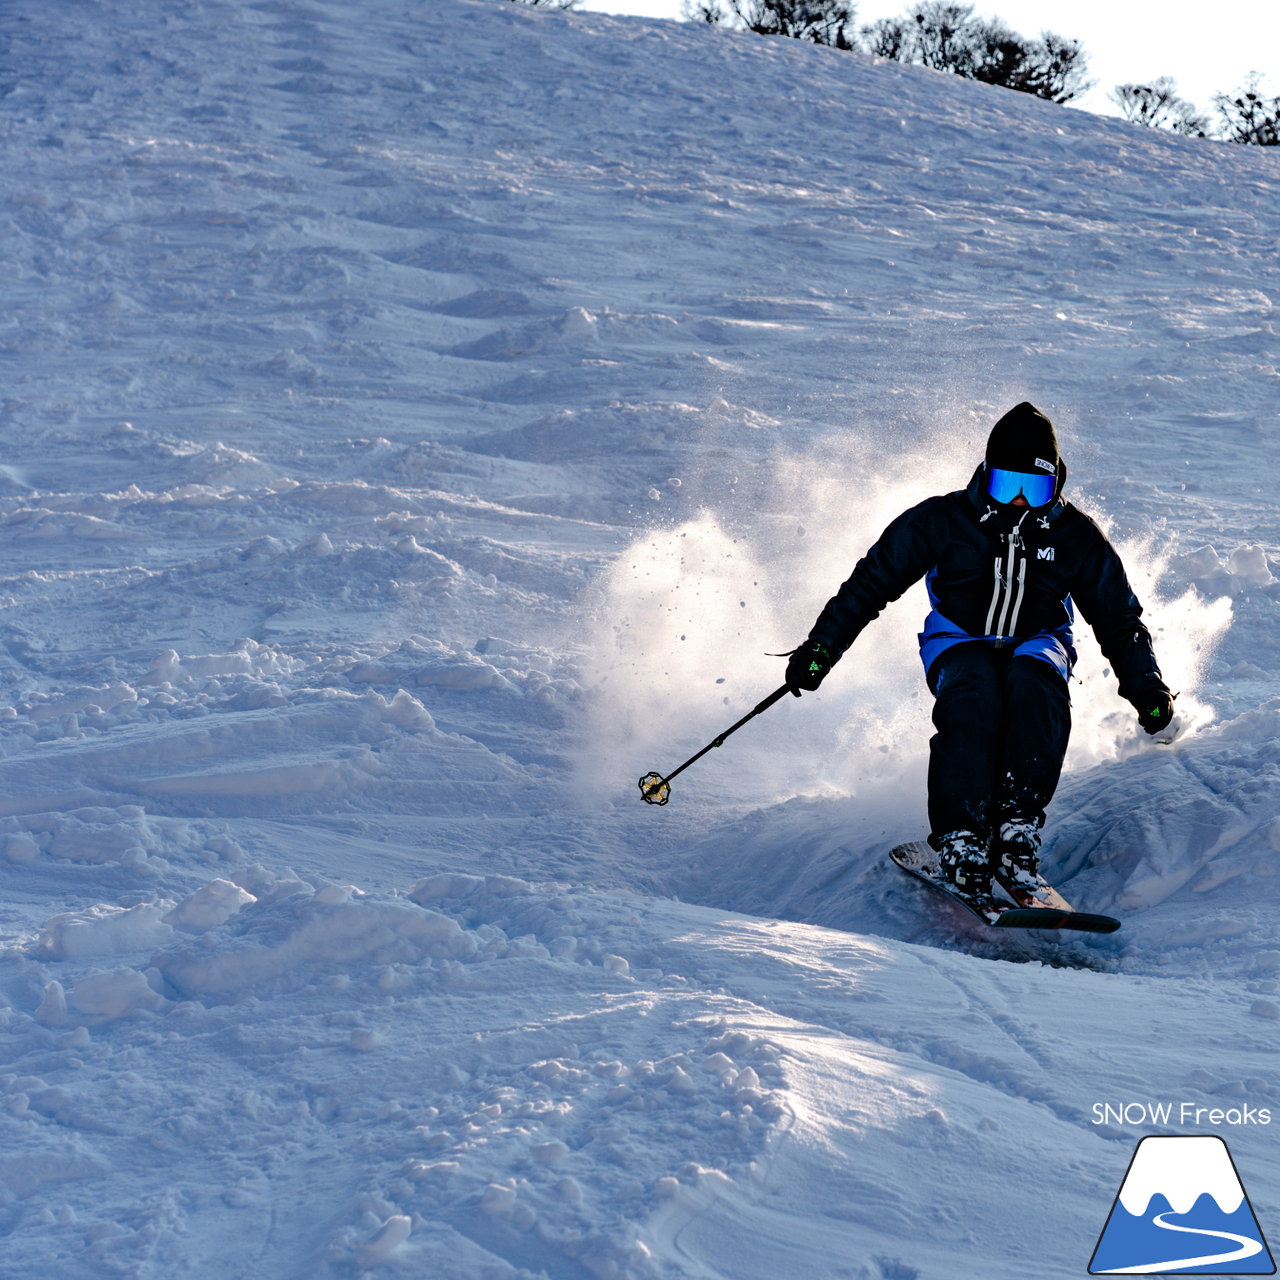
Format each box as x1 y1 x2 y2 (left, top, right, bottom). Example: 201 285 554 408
963 462 1067 532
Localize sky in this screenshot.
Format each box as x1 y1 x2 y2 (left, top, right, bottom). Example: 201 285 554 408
579 0 1280 120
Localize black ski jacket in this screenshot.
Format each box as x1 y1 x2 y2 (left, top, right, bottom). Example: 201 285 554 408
806 466 1168 702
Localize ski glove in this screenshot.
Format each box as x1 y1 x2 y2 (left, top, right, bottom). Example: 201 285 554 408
1133 689 1176 736
785 639 832 697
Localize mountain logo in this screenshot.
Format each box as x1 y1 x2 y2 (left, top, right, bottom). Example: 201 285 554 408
1090 1135 1275 1274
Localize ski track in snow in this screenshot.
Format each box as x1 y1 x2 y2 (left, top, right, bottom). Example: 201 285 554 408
0 0 1278 1276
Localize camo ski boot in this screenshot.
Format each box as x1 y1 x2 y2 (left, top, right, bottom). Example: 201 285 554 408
934 830 993 898
992 817 1043 895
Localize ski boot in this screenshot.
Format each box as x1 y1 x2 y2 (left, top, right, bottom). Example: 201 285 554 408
992 817 1042 896
933 831 993 897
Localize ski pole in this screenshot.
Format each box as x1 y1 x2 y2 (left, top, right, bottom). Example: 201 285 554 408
638 684 791 805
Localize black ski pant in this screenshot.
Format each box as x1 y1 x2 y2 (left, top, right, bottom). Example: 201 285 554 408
926 641 1071 844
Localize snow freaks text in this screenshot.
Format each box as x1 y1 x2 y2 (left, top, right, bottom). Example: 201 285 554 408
1091 1102 1273 1126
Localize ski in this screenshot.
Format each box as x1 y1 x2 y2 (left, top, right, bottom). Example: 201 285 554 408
890 840 1121 934
991 861 1118 930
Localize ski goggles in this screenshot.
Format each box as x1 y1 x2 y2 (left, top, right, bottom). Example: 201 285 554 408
986 466 1057 508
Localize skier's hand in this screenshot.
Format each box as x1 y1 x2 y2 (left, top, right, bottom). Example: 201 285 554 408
785 639 832 697
1134 689 1176 736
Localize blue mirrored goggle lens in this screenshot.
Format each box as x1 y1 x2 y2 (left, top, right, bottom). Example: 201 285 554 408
987 467 1057 507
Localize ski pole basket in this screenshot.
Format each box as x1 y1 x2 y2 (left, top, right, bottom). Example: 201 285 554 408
638 772 671 805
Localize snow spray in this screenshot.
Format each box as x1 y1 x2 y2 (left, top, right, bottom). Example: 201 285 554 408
578 410 1233 812
575 416 977 814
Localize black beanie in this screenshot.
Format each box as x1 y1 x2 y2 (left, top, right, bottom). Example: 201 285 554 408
986 402 1059 476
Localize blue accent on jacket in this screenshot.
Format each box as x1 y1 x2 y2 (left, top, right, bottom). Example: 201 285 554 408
919 569 1077 682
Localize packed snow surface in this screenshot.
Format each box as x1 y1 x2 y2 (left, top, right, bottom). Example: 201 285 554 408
1 0 1277 1277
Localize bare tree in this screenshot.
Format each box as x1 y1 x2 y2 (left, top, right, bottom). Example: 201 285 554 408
682 0 726 22
688 0 858 47
689 0 1094 105
1214 74 1280 145
1112 78 1209 136
964 18 1023 84
861 15 912 59
969 26 1090 103
1016 30 1090 103
864 5 1089 103
909 2 976 72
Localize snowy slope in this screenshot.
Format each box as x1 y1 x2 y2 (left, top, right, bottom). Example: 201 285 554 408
1 0 1278 1277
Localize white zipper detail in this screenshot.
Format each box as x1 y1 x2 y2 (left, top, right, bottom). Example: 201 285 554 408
984 553 1004 634
1003 554 1027 635
986 514 1030 638
995 537 1019 635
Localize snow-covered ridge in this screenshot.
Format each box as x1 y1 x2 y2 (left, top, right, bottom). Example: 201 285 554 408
1 0 1277 1275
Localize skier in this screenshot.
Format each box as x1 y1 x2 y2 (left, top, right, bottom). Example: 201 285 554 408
784 402 1175 897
